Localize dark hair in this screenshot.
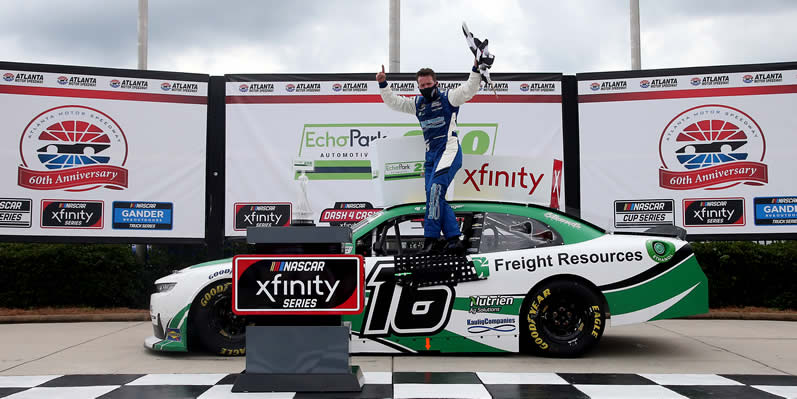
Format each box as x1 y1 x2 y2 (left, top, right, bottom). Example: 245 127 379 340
415 68 436 82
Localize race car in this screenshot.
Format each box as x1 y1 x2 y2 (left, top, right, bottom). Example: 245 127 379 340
145 201 707 357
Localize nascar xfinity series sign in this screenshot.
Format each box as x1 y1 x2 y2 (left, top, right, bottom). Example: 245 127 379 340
0 62 208 239
232 255 364 315
224 72 564 237
578 63 797 237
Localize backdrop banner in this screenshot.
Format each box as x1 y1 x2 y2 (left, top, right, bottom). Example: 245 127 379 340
0 62 208 239
577 63 797 237
225 72 564 236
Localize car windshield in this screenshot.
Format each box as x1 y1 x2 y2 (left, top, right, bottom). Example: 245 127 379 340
351 210 384 233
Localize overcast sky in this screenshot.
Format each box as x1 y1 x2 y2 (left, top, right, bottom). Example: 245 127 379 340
1 0 796 76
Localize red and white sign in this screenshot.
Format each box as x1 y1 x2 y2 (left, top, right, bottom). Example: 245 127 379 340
578 65 797 236
0 65 208 239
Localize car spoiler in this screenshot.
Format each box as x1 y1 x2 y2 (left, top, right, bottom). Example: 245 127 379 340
613 225 687 240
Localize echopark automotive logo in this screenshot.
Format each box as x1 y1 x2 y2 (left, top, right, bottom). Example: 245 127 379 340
18 105 129 191
658 104 767 190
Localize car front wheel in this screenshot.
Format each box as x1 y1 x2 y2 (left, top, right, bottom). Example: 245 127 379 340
190 280 249 356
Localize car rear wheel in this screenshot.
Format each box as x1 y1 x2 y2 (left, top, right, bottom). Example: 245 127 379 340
521 280 605 357
190 280 249 356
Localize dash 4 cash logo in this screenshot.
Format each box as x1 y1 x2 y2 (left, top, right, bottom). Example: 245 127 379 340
683 198 745 227
659 105 767 190
319 202 381 226
41 200 103 229
18 106 129 191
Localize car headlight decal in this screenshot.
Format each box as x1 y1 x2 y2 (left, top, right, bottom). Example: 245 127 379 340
155 282 177 293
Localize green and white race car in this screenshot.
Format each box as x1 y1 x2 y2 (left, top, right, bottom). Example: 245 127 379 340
145 201 707 357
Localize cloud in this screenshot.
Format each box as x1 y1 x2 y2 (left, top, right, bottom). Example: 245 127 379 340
0 0 795 76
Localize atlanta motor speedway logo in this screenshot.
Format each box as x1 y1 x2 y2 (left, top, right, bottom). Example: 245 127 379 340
658 104 767 190
18 105 129 191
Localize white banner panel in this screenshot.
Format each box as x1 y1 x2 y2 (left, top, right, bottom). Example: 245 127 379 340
225 73 564 237
578 65 797 237
0 64 208 239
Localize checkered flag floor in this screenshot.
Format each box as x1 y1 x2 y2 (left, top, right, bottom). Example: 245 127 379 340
1 372 796 398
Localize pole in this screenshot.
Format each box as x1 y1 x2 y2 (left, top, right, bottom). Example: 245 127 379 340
135 0 148 262
389 0 400 73
630 0 641 70
138 0 148 70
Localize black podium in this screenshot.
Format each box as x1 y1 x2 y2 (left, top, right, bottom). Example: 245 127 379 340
231 226 364 393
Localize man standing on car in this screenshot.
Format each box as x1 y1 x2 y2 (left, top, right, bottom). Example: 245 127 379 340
376 61 481 254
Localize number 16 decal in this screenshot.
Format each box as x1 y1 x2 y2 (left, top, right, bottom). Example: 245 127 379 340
361 261 454 337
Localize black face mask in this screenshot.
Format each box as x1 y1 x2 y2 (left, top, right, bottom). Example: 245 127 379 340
419 85 438 101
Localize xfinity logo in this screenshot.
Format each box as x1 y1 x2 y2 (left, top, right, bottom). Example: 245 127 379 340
692 201 733 222
243 211 283 225
683 198 745 227
691 205 733 222
463 163 544 195
255 274 340 303
234 203 291 231
50 208 93 224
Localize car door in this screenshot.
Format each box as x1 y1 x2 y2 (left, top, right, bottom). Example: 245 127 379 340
348 210 478 352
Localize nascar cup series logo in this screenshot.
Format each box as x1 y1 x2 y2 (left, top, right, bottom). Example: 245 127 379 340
659 104 767 190
18 105 128 191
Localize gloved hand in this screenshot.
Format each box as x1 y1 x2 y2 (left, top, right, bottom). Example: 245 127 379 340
462 22 495 85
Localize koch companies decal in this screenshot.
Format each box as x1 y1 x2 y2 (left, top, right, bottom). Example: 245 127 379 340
754 196 797 225
683 198 745 227
659 105 767 190
466 317 516 333
614 200 675 228
112 201 173 230
18 106 129 191
232 255 364 315
40 200 103 229
234 203 291 231
0 198 32 228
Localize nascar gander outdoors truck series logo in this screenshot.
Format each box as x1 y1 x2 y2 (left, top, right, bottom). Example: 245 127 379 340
18 106 129 191
658 105 767 190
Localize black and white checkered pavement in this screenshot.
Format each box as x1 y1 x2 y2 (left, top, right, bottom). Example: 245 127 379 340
1 372 796 398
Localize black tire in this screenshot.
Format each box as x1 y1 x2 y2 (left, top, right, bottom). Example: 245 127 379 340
520 280 605 357
189 280 249 356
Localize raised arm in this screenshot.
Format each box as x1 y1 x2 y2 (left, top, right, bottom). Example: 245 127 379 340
448 64 482 107
376 64 416 115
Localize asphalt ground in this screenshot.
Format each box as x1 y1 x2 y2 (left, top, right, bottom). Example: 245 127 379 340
1 319 795 376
